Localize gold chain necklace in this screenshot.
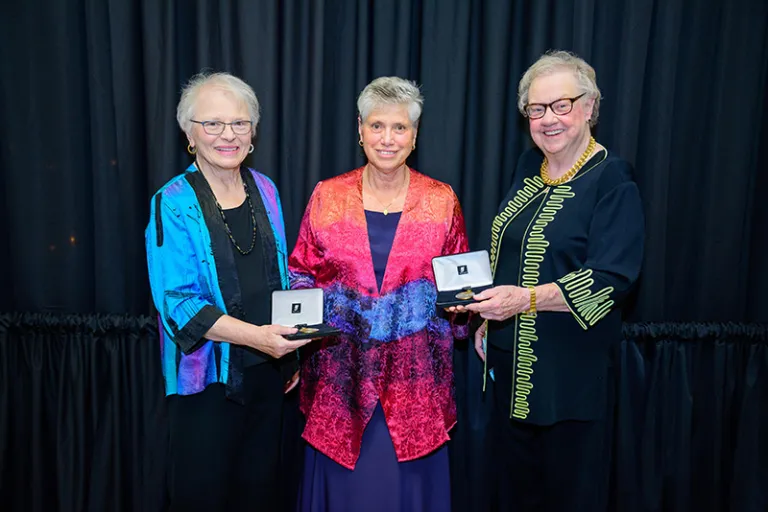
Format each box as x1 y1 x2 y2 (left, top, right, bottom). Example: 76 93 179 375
365 167 409 215
540 136 597 186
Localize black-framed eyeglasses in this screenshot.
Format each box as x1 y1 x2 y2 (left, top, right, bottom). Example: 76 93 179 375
524 93 586 119
191 119 253 135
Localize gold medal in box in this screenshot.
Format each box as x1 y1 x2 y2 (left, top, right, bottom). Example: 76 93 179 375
431 250 493 307
298 326 319 334
455 288 475 300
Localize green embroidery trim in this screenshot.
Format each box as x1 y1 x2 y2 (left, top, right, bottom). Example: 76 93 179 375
521 187 574 287
510 186 575 419
490 176 546 276
511 313 537 418
557 268 615 328
485 151 608 415
485 176 545 393
551 282 586 329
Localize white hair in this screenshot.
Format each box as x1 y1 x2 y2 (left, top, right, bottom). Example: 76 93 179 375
176 71 261 134
357 76 424 127
518 50 602 127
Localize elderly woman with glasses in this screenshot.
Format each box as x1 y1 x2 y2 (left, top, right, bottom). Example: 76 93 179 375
289 76 469 512
145 72 311 511
452 51 645 511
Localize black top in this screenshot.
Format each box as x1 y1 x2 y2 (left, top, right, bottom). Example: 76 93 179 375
486 147 645 424
181 168 286 403
224 200 271 366
365 210 402 291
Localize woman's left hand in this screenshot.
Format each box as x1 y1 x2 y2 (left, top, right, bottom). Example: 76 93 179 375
458 285 530 321
284 370 300 394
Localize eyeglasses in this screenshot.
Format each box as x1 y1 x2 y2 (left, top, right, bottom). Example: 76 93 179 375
524 93 586 119
191 119 253 135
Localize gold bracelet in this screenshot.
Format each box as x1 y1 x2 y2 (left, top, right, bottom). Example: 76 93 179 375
527 286 537 315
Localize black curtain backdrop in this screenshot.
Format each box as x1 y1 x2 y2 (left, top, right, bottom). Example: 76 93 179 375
2 1 768 511
0 0 767 321
2 315 767 512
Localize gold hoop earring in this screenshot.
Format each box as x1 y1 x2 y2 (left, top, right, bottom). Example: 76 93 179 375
187 144 197 155
249 144 254 154
412 141 416 150
359 139 364 147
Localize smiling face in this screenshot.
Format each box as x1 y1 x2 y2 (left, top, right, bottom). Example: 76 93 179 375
527 70 594 161
186 85 253 173
358 103 417 175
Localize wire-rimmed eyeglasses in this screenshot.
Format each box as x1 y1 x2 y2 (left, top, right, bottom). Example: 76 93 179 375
191 119 253 135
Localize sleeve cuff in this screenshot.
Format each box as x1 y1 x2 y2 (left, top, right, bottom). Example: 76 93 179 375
175 304 224 354
554 269 615 330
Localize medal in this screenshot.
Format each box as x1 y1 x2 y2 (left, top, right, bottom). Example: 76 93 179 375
455 289 474 300
298 327 319 334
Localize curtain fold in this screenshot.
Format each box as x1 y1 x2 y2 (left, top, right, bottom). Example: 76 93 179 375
449 320 768 512
1 314 767 511
1 0 767 510
1 0 766 322
0 314 168 512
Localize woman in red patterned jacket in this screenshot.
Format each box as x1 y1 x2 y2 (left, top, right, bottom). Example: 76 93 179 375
290 76 469 512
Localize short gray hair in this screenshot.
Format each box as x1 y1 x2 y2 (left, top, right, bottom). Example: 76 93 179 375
357 76 424 127
176 71 261 134
517 50 602 127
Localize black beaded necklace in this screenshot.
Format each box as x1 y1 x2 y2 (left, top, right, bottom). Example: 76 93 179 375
213 175 258 256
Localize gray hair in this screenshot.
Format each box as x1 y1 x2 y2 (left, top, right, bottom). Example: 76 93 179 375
176 71 261 134
517 50 602 127
357 76 424 127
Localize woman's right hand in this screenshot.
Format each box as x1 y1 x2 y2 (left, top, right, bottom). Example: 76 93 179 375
252 324 310 358
474 321 487 362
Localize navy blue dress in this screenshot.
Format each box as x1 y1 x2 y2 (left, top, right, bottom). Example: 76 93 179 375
297 210 451 512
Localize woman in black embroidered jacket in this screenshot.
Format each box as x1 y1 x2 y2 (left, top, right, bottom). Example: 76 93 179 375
453 50 644 511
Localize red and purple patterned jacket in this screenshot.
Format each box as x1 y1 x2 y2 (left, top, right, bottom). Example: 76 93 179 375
289 167 469 469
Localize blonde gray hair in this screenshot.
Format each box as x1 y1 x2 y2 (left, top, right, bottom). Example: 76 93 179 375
517 50 602 127
357 76 424 127
176 72 261 134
